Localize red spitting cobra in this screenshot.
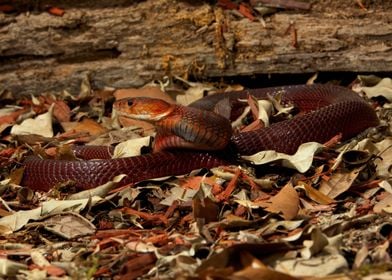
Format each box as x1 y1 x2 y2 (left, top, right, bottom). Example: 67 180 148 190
22 84 379 191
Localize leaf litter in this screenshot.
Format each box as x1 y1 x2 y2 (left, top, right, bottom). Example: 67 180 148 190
0 75 391 279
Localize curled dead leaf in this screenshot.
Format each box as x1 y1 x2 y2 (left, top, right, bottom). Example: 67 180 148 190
256 182 299 220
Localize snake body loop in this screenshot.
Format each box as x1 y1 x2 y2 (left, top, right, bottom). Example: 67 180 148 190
22 84 379 191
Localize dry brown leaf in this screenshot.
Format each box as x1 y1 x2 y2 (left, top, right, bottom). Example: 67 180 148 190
9 167 24 185
238 3 256 21
373 193 392 214
299 182 336 205
0 208 12 218
174 78 215 105
41 212 95 239
233 265 300 280
374 138 392 178
234 251 300 280
62 118 106 136
197 243 296 273
11 106 54 137
241 119 264 132
301 227 329 259
247 94 260 121
276 254 348 278
318 167 361 199
359 77 392 102
55 145 78 160
0 108 29 125
257 183 299 220
52 100 71 122
242 142 323 173
182 176 222 194
353 245 368 269
193 196 219 224
113 137 151 158
44 265 66 277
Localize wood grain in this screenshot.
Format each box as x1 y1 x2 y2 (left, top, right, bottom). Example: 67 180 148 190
0 0 391 96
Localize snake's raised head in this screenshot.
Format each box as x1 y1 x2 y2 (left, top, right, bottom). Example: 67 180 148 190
113 97 175 122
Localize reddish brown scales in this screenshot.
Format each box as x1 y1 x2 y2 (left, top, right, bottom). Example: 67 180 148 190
155 106 232 151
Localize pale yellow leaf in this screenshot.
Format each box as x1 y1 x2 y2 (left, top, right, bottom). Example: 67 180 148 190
242 142 323 173
10 104 54 137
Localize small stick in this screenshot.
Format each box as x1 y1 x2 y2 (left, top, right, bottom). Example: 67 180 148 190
250 0 312 10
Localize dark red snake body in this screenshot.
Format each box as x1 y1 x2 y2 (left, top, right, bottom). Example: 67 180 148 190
22 84 379 191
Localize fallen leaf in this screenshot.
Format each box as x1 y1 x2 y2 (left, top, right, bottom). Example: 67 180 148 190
363 272 392 280
238 3 255 21
247 95 260 122
257 183 299 220
379 180 392 194
275 254 348 277
319 167 361 199
242 142 324 173
31 250 50 267
182 176 223 194
298 182 336 205
257 220 304 236
240 99 273 132
53 145 78 160
44 265 66 277
353 245 368 269
160 186 197 206
372 241 390 263
374 138 392 178
193 196 219 224
0 197 102 233
197 242 296 272
301 227 329 259
234 265 299 280
175 78 215 105
373 194 392 214
52 100 71 122
67 174 127 200
0 107 28 125
62 118 107 136
359 77 392 102
112 137 151 158
126 241 156 253
0 259 28 277
9 167 24 186
10 105 54 137
233 189 261 210
42 212 96 239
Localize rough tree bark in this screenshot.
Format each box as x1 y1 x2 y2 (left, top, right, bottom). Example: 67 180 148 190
0 0 391 96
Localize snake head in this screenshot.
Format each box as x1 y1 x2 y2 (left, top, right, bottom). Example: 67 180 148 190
113 97 175 122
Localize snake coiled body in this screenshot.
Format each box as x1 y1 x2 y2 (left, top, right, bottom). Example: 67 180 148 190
22 84 379 191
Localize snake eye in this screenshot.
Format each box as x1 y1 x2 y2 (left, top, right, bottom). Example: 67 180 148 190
127 100 133 106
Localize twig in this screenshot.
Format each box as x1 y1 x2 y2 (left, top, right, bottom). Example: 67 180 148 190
250 0 312 10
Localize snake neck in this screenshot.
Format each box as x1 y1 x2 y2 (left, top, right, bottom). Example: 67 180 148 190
153 105 232 152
